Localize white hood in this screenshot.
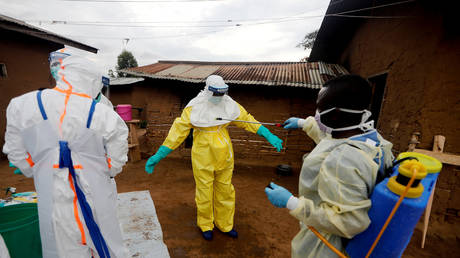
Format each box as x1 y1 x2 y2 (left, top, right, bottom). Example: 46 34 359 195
56 55 103 98
186 82 240 127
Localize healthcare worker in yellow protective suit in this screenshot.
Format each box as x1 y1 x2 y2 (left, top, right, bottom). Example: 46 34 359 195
265 75 394 257
145 75 283 240
3 53 129 257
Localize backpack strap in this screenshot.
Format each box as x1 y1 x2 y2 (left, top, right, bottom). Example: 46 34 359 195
348 130 388 183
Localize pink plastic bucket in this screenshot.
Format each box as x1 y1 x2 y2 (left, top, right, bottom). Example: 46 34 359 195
116 104 132 121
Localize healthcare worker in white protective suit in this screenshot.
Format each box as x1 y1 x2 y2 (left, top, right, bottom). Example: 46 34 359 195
145 75 283 241
49 49 114 110
3 53 129 258
265 75 394 258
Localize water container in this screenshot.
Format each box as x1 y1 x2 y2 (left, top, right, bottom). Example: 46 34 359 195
116 104 132 121
346 156 436 258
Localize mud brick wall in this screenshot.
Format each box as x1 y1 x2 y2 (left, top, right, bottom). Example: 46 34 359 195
338 3 460 223
435 165 460 224
110 79 318 168
0 29 62 158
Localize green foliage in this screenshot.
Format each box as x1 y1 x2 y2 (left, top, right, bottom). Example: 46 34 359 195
297 29 318 50
108 69 116 78
116 50 138 77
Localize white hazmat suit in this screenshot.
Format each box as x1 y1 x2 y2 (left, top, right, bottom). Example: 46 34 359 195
3 55 129 258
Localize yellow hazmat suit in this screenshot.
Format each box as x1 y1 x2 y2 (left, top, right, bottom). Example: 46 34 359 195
162 104 261 232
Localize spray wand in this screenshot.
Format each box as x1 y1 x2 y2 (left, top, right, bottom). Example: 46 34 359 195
216 117 282 127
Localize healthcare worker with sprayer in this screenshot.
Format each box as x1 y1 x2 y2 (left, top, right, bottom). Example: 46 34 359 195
145 75 283 240
3 52 129 257
265 75 394 257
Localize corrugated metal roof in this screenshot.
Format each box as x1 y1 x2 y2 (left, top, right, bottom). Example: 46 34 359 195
124 60 348 89
109 77 144 86
0 14 98 53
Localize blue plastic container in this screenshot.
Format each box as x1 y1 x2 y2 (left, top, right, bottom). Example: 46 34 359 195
346 152 441 258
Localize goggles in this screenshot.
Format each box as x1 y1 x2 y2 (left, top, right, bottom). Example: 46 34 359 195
208 85 228 96
48 52 71 66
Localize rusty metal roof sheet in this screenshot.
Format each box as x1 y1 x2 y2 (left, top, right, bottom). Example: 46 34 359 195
125 60 348 89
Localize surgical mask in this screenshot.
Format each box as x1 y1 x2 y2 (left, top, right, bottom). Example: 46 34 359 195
50 66 60 81
209 96 223 105
314 107 374 134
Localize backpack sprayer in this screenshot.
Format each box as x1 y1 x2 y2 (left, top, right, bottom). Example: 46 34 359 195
215 117 283 127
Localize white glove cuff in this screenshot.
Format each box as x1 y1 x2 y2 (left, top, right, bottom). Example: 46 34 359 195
297 119 306 129
286 196 299 210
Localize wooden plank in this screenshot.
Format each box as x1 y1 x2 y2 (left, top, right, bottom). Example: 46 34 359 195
128 123 141 162
432 135 445 152
413 148 460 166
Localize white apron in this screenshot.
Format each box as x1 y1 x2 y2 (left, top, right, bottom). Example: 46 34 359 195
20 90 126 258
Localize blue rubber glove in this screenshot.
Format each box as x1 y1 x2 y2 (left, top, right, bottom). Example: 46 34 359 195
9 162 22 175
282 117 301 129
264 182 293 208
257 125 283 152
145 145 173 174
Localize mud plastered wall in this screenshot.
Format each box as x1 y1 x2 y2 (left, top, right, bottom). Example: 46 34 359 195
0 30 61 157
339 4 460 222
110 79 319 169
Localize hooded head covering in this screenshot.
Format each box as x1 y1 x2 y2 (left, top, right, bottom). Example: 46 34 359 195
186 75 240 127
55 55 103 98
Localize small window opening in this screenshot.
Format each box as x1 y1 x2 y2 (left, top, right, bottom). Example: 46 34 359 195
0 64 7 78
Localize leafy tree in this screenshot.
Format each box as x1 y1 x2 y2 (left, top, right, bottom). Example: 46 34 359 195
297 29 318 50
116 50 138 77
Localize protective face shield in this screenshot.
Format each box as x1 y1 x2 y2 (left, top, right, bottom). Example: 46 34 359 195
205 75 228 105
314 107 374 134
49 51 71 81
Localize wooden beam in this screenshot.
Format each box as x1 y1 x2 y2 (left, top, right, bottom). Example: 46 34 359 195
413 148 460 166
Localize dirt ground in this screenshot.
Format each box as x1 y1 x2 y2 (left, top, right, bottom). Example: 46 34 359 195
1 158 458 257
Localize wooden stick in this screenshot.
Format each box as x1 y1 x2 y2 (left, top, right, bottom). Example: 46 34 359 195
421 135 445 248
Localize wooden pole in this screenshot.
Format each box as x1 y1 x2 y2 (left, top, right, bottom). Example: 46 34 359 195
421 135 445 248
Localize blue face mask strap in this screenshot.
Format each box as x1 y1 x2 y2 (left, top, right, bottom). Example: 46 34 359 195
36 90 48 120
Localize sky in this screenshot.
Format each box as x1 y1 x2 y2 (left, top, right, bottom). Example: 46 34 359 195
0 0 329 74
